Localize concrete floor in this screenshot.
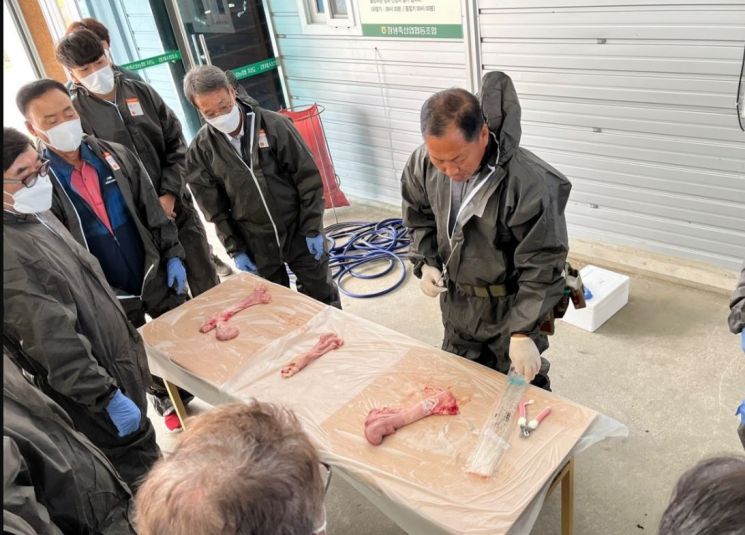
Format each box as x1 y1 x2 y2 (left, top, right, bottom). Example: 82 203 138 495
150 202 744 535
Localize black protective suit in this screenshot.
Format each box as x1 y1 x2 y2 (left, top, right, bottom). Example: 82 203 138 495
3 352 135 534
3 210 160 487
185 94 340 307
402 72 571 373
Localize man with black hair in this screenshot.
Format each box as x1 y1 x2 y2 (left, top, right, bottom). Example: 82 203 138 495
3 127 160 487
65 17 143 83
401 73 572 389
55 28 224 296
14 80 193 431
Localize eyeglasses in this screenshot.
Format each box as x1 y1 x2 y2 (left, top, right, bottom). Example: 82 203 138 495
3 159 50 188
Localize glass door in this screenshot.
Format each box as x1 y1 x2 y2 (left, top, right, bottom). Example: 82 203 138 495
167 0 285 111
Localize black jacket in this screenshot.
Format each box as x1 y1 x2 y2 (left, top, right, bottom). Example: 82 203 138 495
185 94 324 266
3 353 135 534
3 210 159 486
70 70 186 198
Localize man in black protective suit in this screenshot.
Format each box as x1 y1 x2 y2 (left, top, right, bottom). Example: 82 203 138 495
401 72 572 389
182 65 341 308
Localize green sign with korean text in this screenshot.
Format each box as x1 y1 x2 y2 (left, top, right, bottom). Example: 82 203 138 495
121 50 182 71
231 58 279 80
359 0 463 39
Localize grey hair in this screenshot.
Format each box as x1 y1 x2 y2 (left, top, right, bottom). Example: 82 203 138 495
659 455 745 534
134 401 324 535
183 65 232 104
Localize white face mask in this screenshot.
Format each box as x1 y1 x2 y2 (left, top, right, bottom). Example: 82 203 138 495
4 173 54 214
205 104 241 134
38 119 83 152
79 64 115 95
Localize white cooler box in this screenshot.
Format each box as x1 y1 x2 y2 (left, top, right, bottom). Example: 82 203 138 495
560 265 630 332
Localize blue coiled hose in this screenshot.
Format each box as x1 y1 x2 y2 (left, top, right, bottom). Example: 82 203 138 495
324 218 411 298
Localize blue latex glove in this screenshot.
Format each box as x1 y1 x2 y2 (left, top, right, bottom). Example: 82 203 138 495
306 234 325 261
167 257 187 294
233 252 257 273
105 389 141 437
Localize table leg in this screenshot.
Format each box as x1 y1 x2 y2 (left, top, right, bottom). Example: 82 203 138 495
561 457 575 535
163 379 188 430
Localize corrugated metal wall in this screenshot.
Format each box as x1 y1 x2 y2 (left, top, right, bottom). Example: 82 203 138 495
477 0 745 270
267 0 469 203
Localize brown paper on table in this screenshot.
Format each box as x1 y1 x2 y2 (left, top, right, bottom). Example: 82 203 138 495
141 274 598 534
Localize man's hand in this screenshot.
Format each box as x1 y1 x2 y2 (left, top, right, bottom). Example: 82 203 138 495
420 265 447 297
233 252 258 274
305 234 325 261
509 335 541 382
105 389 142 437
159 193 177 219
166 257 188 294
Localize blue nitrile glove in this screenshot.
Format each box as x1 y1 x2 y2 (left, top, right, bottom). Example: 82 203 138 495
233 252 257 273
737 400 745 423
741 331 744 352
306 234 325 261
584 286 593 300
167 257 188 294
105 389 141 437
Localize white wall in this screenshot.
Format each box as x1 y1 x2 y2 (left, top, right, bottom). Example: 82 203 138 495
478 0 745 270
267 0 470 204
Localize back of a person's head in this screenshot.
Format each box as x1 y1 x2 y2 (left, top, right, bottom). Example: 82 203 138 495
66 17 110 44
659 454 745 534
134 401 324 535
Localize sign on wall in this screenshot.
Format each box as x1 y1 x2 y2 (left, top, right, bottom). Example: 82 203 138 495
358 0 463 39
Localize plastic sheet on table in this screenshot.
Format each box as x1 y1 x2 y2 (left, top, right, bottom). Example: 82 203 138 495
140 273 625 534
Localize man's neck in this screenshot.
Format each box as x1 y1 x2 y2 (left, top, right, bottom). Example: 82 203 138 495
100 87 117 102
50 147 83 167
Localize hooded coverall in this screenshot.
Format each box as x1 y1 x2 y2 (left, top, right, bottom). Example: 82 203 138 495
402 72 571 379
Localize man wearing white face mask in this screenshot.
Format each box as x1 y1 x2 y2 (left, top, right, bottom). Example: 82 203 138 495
16 79 194 432
183 65 341 308
65 17 144 83
55 29 222 299
3 127 161 488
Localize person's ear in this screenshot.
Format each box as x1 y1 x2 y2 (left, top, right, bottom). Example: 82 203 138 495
480 123 489 146
63 67 81 86
25 119 39 139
